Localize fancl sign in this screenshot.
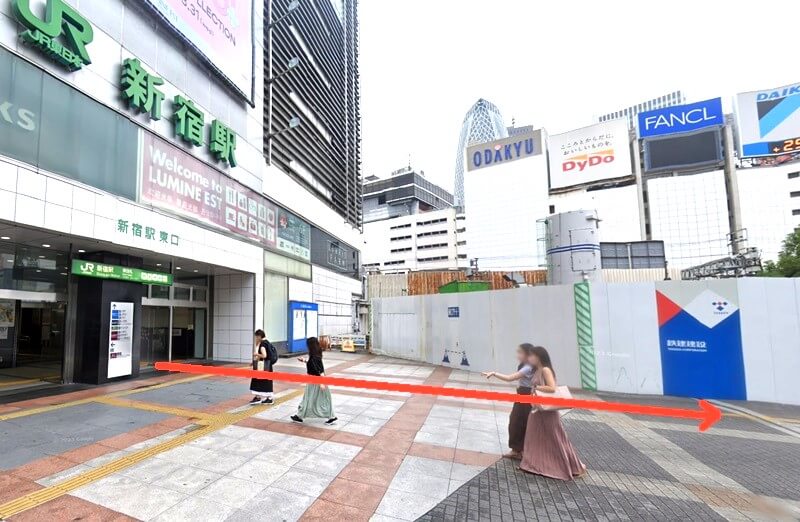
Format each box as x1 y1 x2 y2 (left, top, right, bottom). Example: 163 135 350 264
638 98 723 138
466 129 543 172
71 260 173 286
11 0 93 71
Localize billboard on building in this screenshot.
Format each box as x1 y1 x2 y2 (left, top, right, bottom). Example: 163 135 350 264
656 281 746 400
637 98 723 138
140 132 311 260
141 0 254 102
465 129 543 172
643 127 723 173
547 120 632 190
736 81 800 158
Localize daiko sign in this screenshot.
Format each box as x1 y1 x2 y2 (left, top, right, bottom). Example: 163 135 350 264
638 98 724 138
547 120 632 190
11 0 93 71
736 81 800 158
466 129 543 172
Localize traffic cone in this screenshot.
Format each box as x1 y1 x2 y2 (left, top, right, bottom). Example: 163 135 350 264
460 353 470 366
442 351 450 364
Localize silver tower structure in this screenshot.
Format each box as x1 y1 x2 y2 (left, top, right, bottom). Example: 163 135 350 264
453 99 507 210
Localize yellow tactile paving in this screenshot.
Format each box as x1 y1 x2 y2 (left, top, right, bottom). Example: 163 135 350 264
0 375 207 422
93 396 217 422
0 388 303 519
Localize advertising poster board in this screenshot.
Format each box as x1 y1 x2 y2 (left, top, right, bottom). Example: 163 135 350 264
108 301 134 379
655 281 746 400
0 300 15 327
637 98 723 138
277 209 311 260
736 81 800 158
643 127 723 173
547 120 632 190
141 0 254 101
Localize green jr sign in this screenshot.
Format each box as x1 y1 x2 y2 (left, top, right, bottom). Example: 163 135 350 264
71 260 173 286
12 0 93 71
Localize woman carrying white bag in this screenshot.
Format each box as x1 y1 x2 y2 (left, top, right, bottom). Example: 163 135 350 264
519 345 587 480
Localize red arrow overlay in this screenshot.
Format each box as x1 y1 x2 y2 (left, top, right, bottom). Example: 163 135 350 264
154 362 722 432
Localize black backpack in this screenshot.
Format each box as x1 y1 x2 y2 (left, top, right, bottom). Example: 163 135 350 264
264 340 279 365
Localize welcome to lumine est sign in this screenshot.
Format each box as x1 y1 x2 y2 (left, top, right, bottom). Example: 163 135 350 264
71 260 173 286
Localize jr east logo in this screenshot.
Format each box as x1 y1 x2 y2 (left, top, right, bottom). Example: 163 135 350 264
12 0 93 71
562 150 615 172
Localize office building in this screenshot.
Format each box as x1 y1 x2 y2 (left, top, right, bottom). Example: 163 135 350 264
265 0 362 226
362 168 454 223
362 169 463 272
362 208 466 273
453 99 507 209
464 129 549 270
0 0 362 392
598 91 687 128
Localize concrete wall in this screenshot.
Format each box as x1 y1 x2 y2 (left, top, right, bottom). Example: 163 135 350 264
372 286 581 388
312 266 362 336
372 279 800 405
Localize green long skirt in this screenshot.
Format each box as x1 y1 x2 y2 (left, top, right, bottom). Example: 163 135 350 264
297 384 335 419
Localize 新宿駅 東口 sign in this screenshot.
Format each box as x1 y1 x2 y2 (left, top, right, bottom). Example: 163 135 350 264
11 0 93 71
736 81 800 158
547 120 632 190
637 98 723 138
71 260 173 286
466 129 543 171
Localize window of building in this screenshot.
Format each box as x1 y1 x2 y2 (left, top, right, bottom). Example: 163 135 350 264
390 235 412 242
417 230 447 238
549 204 556 214
417 243 447 250
390 247 412 253
418 256 448 263
456 228 466 234
793 209 800 216
791 191 800 198
458 254 467 259
384 260 405 266
416 218 447 226
390 223 411 230
789 172 800 179
378 195 387 204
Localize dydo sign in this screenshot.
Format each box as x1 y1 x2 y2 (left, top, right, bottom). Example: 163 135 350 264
547 119 632 190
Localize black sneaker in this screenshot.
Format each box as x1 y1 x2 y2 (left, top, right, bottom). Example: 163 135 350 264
249 397 261 404
261 398 273 404
325 417 338 425
290 415 303 423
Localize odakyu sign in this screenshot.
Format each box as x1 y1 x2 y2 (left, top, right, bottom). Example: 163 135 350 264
465 129 543 172
637 98 724 138
655 281 746 400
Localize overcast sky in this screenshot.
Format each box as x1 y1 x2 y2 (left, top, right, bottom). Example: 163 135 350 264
359 0 799 192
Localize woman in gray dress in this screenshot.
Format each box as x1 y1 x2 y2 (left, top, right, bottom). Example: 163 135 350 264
291 337 337 424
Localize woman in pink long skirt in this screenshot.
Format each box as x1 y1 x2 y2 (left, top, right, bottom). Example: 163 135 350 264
519 346 587 480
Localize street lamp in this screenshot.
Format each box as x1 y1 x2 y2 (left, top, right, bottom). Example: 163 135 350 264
267 57 299 84
268 117 301 139
269 0 300 28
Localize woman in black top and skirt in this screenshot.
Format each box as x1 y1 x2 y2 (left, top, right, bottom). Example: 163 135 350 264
249 329 274 404
291 337 337 424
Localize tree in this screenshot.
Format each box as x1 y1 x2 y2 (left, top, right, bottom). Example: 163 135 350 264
760 229 800 277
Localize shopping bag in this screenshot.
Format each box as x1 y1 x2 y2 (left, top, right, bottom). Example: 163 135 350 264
534 385 572 411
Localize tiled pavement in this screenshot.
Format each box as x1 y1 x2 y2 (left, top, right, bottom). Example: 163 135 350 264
0 354 799 521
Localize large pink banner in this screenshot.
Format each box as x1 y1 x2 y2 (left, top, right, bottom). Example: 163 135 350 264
144 0 253 98
140 132 276 248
